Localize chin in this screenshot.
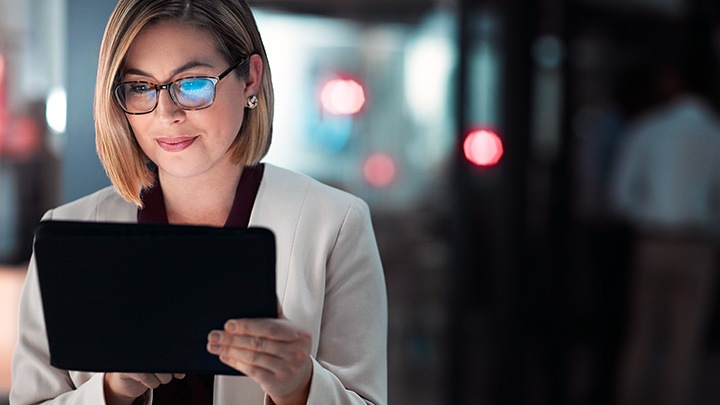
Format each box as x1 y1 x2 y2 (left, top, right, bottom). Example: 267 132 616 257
155 160 208 179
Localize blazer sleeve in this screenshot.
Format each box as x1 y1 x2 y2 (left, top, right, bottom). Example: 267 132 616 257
300 198 388 405
9 210 123 404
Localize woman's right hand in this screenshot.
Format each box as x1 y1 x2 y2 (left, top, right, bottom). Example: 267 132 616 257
103 372 185 405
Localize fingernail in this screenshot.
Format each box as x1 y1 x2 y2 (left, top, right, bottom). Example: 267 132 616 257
208 331 221 343
208 343 220 353
225 321 237 332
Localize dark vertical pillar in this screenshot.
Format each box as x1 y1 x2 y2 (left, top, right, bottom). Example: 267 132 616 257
492 1 535 404
447 0 472 401
449 0 537 403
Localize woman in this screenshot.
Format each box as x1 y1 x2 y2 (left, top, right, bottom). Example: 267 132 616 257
10 0 387 404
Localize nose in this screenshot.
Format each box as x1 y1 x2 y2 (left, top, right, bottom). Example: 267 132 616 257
155 86 185 123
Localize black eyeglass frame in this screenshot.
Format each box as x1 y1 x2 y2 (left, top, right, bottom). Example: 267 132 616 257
113 56 249 115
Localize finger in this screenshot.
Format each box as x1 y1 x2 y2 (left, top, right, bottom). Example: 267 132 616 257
223 319 300 341
217 348 285 375
173 373 186 379
155 373 174 385
209 334 310 375
219 356 275 381
207 334 284 360
208 332 302 358
131 373 163 389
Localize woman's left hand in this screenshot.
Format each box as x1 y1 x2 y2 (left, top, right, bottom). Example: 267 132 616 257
207 306 313 405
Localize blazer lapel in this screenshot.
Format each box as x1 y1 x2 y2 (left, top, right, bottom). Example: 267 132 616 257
248 164 307 303
95 191 138 223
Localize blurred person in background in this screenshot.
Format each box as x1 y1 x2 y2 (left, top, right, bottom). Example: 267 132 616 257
610 34 720 405
10 0 387 404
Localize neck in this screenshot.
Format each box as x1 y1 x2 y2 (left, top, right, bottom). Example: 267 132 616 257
158 164 243 227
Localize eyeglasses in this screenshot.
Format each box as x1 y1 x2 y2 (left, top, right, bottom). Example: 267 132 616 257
113 57 247 115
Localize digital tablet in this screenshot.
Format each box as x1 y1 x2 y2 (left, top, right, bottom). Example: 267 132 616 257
33 220 277 375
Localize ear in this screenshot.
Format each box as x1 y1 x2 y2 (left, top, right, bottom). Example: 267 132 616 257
243 54 263 97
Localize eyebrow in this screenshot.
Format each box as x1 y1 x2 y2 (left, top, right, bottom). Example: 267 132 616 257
123 60 217 79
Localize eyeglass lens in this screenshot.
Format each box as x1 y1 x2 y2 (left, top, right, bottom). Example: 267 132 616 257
174 78 215 108
115 77 218 113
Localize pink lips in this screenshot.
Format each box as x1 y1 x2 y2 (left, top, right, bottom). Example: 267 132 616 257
156 136 197 152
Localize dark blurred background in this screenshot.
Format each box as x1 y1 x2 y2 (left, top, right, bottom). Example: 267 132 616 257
2 0 720 404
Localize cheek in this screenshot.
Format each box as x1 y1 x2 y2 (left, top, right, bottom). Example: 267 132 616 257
212 103 245 141
126 117 145 137
215 82 246 128
126 118 153 148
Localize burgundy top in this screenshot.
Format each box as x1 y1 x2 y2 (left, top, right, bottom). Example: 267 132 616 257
137 164 264 404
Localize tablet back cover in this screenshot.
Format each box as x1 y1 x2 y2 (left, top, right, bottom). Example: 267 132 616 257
33 220 277 375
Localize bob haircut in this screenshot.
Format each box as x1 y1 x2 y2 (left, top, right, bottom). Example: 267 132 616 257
95 0 274 206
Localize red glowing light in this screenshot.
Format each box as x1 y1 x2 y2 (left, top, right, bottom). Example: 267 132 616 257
0 54 8 154
463 129 503 167
363 152 397 188
320 78 366 115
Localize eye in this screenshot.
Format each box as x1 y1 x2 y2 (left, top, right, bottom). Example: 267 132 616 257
177 78 213 93
128 83 153 94
174 78 215 108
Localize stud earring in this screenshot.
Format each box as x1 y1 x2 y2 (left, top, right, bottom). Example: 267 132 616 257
246 95 258 109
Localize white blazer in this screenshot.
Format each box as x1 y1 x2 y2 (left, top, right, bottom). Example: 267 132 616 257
10 164 387 404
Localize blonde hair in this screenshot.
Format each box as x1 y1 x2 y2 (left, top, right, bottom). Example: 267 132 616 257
95 0 274 206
